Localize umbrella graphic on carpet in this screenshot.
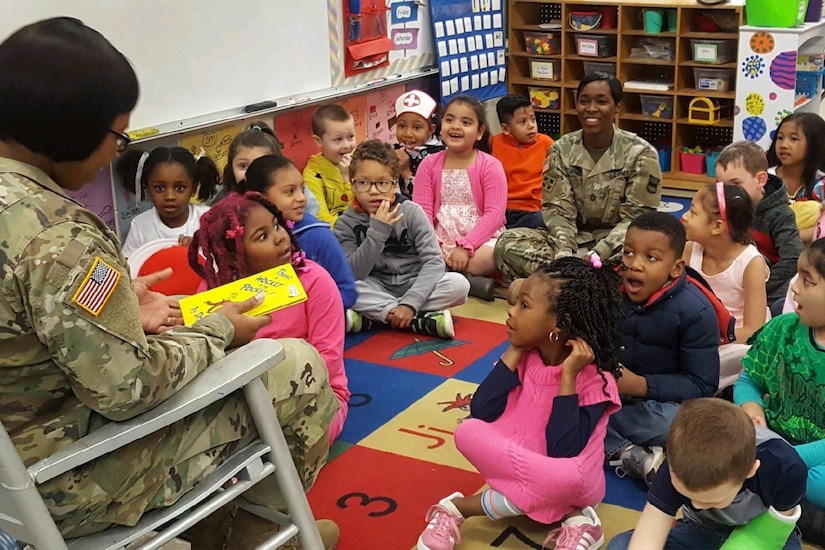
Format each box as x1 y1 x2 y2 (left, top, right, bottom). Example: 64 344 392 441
390 337 469 365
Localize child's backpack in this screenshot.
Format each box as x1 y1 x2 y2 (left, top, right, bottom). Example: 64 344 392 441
685 266 736 345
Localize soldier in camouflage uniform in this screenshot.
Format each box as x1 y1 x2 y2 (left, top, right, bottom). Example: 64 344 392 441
495 73 662 279
0 18 338 546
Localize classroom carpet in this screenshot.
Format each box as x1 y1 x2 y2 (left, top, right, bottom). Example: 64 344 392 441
306 296 650 549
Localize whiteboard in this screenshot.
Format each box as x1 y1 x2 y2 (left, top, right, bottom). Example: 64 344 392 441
2 1 333 130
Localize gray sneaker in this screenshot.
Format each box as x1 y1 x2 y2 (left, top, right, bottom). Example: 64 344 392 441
610 445 665 487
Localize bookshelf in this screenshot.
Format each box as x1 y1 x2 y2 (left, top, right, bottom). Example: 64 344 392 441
507 0 745 191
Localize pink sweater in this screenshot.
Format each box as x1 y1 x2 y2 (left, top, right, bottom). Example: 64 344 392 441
454 349 621 523
202 260 349 442
413 149 507 253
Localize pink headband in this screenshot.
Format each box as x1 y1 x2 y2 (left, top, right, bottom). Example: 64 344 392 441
715 181 727 225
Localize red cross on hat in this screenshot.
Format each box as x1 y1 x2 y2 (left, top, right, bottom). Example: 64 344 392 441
403 94 421 107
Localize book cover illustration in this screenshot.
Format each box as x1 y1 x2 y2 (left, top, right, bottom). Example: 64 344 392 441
180 264 306 325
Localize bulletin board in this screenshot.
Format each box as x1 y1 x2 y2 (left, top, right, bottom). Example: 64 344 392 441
428 0 507 102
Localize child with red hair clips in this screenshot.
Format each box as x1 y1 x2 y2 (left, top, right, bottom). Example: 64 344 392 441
189 192 350 442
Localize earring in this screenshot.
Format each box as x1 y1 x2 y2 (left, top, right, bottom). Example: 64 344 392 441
549 332 559 342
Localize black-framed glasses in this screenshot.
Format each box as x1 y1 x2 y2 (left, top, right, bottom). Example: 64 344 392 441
108 129 132 153
351 179 394 192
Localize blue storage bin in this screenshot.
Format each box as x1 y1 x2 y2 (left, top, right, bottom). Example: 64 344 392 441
706 151 721 179
797 70 825 100
657 146 672 172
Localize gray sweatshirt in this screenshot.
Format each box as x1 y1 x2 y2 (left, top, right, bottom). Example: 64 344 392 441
333 196 445 312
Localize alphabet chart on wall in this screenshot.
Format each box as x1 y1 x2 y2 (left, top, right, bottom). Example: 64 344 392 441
428 0 507 102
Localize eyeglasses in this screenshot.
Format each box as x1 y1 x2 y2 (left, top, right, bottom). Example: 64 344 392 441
351 179 394 192
715 181 727 224
108 129 132 153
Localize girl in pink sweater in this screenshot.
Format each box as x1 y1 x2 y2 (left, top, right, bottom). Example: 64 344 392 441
417 257 622 550
189 192 349 442
413 95 507 281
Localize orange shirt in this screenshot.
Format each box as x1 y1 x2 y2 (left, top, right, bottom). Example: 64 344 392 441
491 133 554 212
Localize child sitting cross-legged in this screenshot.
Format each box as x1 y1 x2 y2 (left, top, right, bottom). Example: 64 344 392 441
417 257 622 550
334 139 469 338
189 192 349 443
606 212 720 487
607 398 806 550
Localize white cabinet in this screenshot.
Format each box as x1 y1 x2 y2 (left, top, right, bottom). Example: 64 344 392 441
734 19 825 149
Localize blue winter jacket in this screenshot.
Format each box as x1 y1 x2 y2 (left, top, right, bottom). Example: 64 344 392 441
618 271 720 402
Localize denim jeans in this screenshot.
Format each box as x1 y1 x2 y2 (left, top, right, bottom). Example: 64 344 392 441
504 209 545 229
607 519 802 550
605 399 680 459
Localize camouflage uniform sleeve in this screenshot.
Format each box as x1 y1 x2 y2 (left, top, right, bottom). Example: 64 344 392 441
20 221 234 422
592 142 662 259
541 144 578 258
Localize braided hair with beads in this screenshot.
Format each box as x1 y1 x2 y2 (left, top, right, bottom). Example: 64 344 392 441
535 256 622 393
188 191 305 289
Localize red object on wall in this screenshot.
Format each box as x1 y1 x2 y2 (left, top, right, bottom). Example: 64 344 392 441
344 1 391 77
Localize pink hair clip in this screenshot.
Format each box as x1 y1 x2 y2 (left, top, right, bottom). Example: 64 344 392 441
225 226 244 239
589 252 602 269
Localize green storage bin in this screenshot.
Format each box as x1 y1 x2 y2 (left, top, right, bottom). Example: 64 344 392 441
746 0 809 27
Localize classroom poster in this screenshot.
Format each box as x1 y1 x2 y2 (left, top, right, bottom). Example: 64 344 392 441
179 124 242 174
367 84 406 143
428 0 507 102
275 110 318 171
66 167 116 232
338 95 369 145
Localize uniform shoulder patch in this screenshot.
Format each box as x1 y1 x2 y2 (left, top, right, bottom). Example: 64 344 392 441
647 176 661 194
72 257 121 316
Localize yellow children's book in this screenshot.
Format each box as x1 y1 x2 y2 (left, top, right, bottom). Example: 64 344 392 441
180 264 307 325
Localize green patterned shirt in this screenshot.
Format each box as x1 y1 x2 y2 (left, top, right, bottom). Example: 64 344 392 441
741 314 825 444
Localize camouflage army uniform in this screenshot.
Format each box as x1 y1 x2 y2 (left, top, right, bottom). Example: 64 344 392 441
0 158 337 537
495 127 662 278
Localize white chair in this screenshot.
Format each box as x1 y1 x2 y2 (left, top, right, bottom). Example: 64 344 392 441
0 339 324 549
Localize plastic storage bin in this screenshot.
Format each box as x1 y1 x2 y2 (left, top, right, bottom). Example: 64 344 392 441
657 146 672 172
691 39 733 64
746 0 808 27
706 151 721 178
524 31 559 55
640 94 674 119
528 87 560 109
680 151 706 174
575 34 615 58
530 59 560 80
583 61 616 76
797 70 825 99
694 68 734 92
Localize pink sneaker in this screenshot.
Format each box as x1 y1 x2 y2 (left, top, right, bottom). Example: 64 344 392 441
417 492 465 550
543 506 604 550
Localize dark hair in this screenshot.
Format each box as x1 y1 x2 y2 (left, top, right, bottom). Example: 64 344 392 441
699 183 754 245
495 94 533 125
0 17 138 162
766 112 825 200
535 257 622 391
716 140 768 175
629 211 687 257
443 95 492 154
311 104 353 137
239 155 299 195
577 72 623 105
116 146 220 202
667 398 756 491
350 139 401 180
189 191 304 288
223 121 283 191
804 238 825 280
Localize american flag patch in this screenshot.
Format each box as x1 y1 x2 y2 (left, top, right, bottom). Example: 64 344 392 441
72 257 121 316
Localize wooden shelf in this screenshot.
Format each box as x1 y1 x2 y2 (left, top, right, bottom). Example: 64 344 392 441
535 107 562 114
678 88 736 99
510 76 563 86
566 55 618 62
620 57 676 66
509 52 563 59
680 31 738 39
620 113 675 123
676 117 734 128
678 60 737 68
507 0 743 150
